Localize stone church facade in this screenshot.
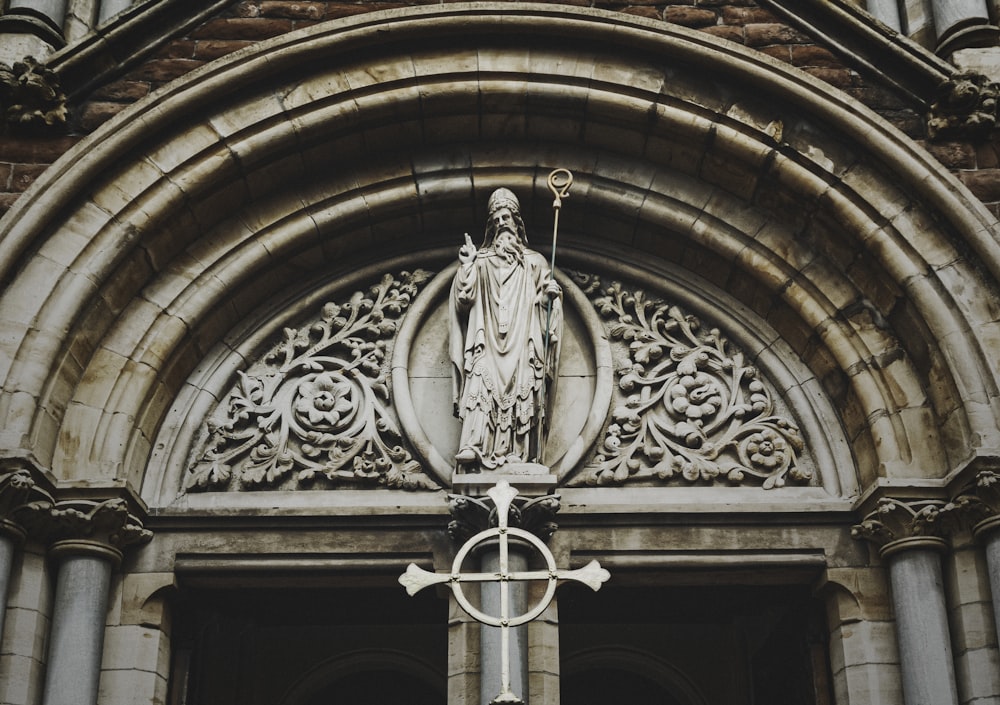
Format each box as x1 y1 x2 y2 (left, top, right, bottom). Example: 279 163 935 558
2 1 1000 704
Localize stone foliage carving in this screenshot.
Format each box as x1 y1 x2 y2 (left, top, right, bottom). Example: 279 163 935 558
447 491 560 543
185 270 439 492
0 466 53 537
0 56 67 133
851 497 948 548
941 470 1000 531
927 71 1000 141
571 275 810 489
39 499 152 549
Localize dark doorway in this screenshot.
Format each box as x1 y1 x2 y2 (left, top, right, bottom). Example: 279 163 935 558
300 668 442 705
563 667 685 705
559 583 832 705
170 584 447 705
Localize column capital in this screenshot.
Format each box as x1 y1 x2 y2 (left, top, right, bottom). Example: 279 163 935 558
0 460 54 542
945 469 1000 539
24 497 152 564
852 497 950 558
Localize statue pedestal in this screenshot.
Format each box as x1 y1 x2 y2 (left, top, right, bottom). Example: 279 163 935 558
453 464 556 497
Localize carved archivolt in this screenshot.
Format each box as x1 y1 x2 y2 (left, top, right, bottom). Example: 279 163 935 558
184 268 814 492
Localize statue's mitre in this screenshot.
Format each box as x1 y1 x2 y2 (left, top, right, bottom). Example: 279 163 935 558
487 188 520 215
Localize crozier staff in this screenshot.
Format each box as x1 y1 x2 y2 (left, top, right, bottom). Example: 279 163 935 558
450 188 563 470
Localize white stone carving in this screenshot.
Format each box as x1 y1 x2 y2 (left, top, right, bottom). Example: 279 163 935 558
450 188 562 471
572 275 811 489
185 271 439 492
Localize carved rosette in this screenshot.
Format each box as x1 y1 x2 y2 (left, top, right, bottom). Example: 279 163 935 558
185 270 439 492
571 275 809 489
852 497 949 557
448 492 560 543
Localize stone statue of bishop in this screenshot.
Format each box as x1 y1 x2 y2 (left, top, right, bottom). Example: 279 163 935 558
450 188 563 471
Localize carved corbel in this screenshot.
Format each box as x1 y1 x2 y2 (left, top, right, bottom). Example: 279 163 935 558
448 491 560 543
851 497 950 558
24 498 152 567
0 56 67 134
927 71 1000 141
0 463 54 543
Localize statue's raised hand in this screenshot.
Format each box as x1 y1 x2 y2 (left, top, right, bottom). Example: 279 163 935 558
458 233 478 264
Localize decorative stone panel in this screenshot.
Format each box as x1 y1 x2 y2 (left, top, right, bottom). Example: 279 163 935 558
184 263 819 494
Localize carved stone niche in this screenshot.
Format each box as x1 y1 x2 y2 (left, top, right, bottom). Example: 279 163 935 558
180 256 832 495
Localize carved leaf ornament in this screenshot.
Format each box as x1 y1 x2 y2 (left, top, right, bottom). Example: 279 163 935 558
184 268 811 493
572 275 810 489
185 271 439 492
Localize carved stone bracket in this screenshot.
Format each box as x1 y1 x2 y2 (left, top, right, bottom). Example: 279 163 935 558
448 491 560 544
852 497 950 557
571 274 810 490
20 498 152 566
0 56 67 133
0 464 54 541
927 71 1000 141
186 270 439 492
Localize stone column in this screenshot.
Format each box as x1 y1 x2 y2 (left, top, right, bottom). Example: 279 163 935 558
868 0 903 32
853 498 960 705
480 543 529 705
929 0 996 54
0 465 53 643
448 487 560 705
949 470 1000 649
36 498 151 705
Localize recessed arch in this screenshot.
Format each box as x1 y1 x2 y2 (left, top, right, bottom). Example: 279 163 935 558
0 4 997 499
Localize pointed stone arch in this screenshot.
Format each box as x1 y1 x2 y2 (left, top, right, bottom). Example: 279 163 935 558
0 4 998 501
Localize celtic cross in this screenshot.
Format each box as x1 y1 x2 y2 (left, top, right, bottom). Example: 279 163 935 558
399 481 610 705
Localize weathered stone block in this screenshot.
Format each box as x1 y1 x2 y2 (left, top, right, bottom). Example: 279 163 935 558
191 17 295 40
720 6 778 24
193 39 256 60
663 7 717 26
744 22 810 47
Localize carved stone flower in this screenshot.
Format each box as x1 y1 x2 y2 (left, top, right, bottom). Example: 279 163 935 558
745 429 787 469
295 373 355 429
667 372 723 421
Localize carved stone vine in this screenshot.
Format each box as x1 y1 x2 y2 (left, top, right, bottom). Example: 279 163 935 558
185 270 439 492
571 274 810 489
927 71 1000 142
0 57 67 133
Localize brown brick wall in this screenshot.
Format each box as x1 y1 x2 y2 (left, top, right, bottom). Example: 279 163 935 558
0 0 996 218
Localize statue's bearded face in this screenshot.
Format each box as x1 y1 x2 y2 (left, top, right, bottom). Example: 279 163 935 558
490 207 524 263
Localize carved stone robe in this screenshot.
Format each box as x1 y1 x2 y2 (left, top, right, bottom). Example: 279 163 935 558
450 246 562 469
